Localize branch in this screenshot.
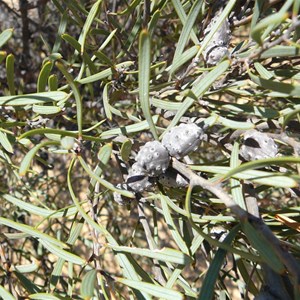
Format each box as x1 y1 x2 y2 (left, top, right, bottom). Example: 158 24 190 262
171 158 300 287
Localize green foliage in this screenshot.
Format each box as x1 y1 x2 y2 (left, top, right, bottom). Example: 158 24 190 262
0 0 300 299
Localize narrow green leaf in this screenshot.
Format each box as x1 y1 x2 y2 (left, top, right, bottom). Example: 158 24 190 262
251 12 288 44
250 72 300 97
99 28 117 51
13 262 39 273
139 29 158 140
37 61 53 92
100 115 159 138
19 141 59 176
52 11 68 53
170 0 203 75
0 217 67 248
190 165 298 188
148 9 161 36
56 62 83 137
103 82 112 120
120 139 132 162
283 105 300 128
0 91 68 106
116 278 184 300
169 45 199 76
6 54 15 95
221 103 279 119
0 28 13 48
14 272 41 294
32 105 61 115
89 143 112 191
198 226 239 300
18 128 101 143
192 60 230 97
230 142 246 210
29 293 62 300
39 239 85 265
241 220 285 274
0 131 13 153
93 50 114 66
80 269 97 299
3 194 77 218
216 114 255 129
78 61 134 84
48 74 58 91
61 34 96 73
254 62 273 79
0 285 15 300
111 245 191 265
218 156 300 183
50 222 84 290
78 0 103 54
171 0 199 44
160 194 190 255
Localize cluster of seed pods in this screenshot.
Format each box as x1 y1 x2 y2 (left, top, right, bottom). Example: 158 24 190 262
113 123 204 204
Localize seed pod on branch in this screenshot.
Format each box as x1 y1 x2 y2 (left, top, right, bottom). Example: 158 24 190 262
135 141 170 176
162 123 204 159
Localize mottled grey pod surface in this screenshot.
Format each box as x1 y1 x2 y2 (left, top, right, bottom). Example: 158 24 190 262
162 123 203 159
126 163 153 192
158 168 188 188
135 141 170 176
240 130 278 161
113 183 131 205
202 9 231 65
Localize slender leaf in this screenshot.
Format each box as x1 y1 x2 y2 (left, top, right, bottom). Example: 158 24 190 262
78 0 103 54
198 226 239 300
170 0 203 74
0 217 67 248
6 54 15 95
0 91 68 106
0 28 13 48
80 269 97 299
116 278 184 300
139 29 158 139
191 165 298 188
0 285 15 300
19 141 59 176
111 245 191 265
37 61 53 92
2 194 77 218
0 131 13 153
39 239 85 265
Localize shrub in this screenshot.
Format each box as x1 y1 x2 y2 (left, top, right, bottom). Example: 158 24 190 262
0 0 300 299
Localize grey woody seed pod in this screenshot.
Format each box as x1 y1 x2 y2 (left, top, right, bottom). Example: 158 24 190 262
240 130 278 161
162 123 203 159
202 9 231 65
135 141 170 176
126 163 153 193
